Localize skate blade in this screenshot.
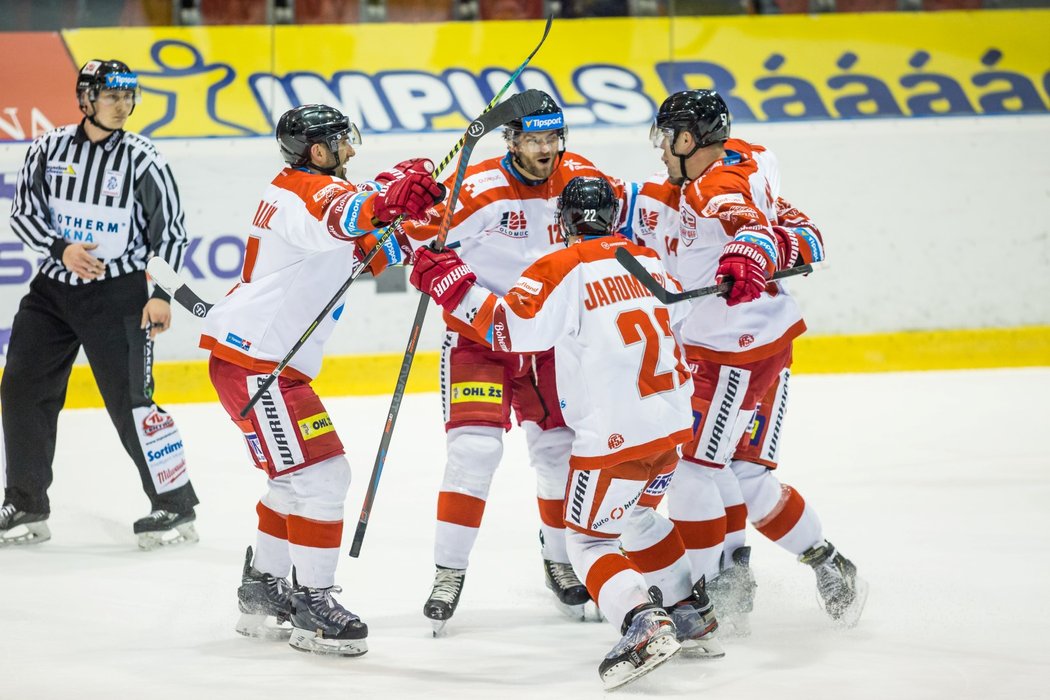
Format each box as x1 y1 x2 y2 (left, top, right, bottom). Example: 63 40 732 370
137 523 199 551
430 619 449 638
0 521 51 547
552 598 587 622
235 613 292 641
828 577 869 629
601 634 681 691
585 600 606 623
288 628 367 656
678 635 726 660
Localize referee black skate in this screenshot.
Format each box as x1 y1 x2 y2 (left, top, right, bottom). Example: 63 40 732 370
0 59 199 550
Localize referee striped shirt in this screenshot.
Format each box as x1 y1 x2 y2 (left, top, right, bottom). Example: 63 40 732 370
9 120 187 299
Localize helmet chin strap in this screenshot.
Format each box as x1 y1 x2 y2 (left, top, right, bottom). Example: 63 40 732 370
671 135 702 182
308 144 342 177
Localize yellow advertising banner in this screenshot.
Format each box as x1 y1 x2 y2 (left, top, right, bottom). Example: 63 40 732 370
56 11 1050 139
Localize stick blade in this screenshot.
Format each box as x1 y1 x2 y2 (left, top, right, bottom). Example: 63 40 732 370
146 256 182 297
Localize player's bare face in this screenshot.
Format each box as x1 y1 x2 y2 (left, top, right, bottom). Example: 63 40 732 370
91 89 134 130
315 135 355 179
511 131 561 180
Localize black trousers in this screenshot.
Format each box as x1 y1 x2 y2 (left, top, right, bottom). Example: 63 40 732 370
2 272 198 515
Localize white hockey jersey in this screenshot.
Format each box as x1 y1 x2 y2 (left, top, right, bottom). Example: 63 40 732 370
628 140 825 363
450 236 693 469
200 166 401 381
405 151 625 346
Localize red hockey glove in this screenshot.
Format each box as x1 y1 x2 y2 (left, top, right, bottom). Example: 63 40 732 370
716 241 770 306
375 158 436 186
373 172 445 224
410 245 476 311
771 225 800 269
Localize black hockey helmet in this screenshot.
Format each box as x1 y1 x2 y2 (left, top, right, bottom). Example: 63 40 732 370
76 59 140 102
76 60 141 128
503 90 567 142
651 89 730 152
276 104 361 168
557 176 618 240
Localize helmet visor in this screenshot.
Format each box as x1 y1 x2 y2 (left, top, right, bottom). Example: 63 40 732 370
650 122 675 150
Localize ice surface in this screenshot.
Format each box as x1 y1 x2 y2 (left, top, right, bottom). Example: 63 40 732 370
2 368 1048 699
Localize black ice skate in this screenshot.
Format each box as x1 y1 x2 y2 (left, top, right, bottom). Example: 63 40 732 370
133 508 198 550
288 577 368 656
799 540 868 627
544 558 597 622
599 589 681 690
0 503 50 547
235 546 293 640
424 565 466 637
707 545 757 637
666 576 725 659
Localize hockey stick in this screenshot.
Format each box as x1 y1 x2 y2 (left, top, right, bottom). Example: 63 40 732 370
147 257 214 318
348 89 549 558
614 246 818 304
240 17 554 420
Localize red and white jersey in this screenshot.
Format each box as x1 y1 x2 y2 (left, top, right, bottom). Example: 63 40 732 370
627 171 681 265
642 139 824 363
200 167 389 381
405 151 625 346
451 236 693 470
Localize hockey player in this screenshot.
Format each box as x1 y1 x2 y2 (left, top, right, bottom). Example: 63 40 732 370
202 104 443 655
642 89 866 629
403 92 624 629
2 59 199 549
410 176 723 689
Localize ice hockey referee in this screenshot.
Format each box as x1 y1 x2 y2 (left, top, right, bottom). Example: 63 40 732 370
0 59 199 550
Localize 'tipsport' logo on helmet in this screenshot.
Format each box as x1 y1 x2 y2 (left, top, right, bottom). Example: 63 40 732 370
104 72 139 90
521 113 564 132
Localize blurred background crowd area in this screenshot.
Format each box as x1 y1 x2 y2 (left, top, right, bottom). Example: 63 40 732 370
3 0 1047 30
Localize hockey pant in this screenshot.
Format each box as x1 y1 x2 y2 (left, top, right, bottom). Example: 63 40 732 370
208 356 349 588
2 272 197 515
435 333 571 569
666 345 792 579
729 366 823 555
564 448 693 628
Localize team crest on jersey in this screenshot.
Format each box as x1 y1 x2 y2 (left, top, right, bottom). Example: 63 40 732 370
637 208 659 235
101 170 124 198
680 207 698 245
495 210 528 238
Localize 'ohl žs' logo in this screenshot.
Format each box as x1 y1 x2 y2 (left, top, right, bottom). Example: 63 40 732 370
608 433 624 449
497 210 528 238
